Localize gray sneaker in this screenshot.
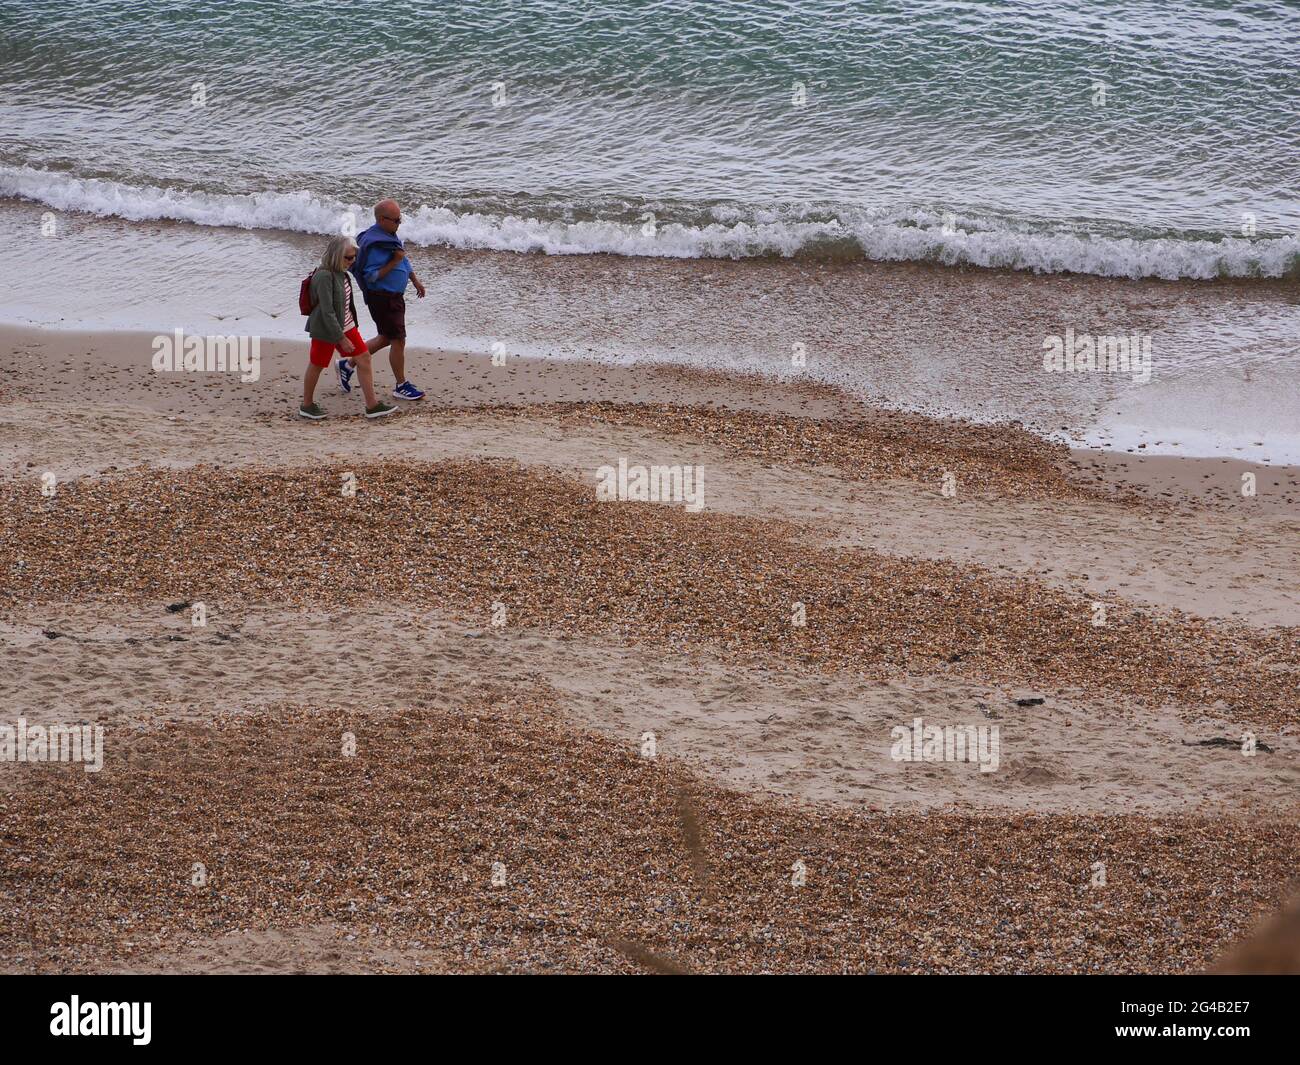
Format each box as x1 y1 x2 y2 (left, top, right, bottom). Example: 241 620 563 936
365 401 398 420
298 403 326 420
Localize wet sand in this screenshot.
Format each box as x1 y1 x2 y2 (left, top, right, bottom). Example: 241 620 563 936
3 196 1299 461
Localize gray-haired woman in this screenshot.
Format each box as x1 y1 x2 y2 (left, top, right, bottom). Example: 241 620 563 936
300 235 396 419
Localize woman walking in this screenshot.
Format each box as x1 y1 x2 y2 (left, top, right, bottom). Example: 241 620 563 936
300 235 396 420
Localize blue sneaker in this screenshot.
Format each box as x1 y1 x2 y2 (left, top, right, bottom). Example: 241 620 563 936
393 380 425 401
337 356 354 394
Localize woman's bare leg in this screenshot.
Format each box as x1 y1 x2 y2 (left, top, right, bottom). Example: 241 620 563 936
353 351 379 407
340 335 387 371
302 363 324 405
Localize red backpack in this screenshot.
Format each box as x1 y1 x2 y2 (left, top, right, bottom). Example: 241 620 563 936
298 269 316 315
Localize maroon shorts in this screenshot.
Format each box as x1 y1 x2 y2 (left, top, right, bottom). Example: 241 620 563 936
364 291 406 340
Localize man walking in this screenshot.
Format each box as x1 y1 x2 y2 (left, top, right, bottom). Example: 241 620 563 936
339 198 426 400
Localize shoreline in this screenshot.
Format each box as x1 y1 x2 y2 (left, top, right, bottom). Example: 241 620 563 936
4 195 1299 464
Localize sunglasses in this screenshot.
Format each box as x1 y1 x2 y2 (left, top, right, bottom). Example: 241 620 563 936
343 253 356 260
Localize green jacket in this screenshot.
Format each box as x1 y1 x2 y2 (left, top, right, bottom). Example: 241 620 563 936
305 268 358 342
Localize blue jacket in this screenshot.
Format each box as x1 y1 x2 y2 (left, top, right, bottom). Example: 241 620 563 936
351 223 412 294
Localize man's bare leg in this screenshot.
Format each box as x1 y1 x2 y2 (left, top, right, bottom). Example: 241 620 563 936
388 338 406 386
350 334 406 388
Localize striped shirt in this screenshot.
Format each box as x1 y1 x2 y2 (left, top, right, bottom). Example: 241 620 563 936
342 273 356 332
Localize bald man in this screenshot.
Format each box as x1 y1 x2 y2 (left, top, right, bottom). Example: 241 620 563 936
341 199 427 400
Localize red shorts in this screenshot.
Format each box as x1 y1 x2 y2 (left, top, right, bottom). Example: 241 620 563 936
309 327 365 369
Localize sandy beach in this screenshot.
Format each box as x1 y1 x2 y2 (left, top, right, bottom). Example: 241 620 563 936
2 321 1297 974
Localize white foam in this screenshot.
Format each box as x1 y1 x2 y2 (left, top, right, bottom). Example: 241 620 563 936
2 165 1296 281
1081 367 1300 466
